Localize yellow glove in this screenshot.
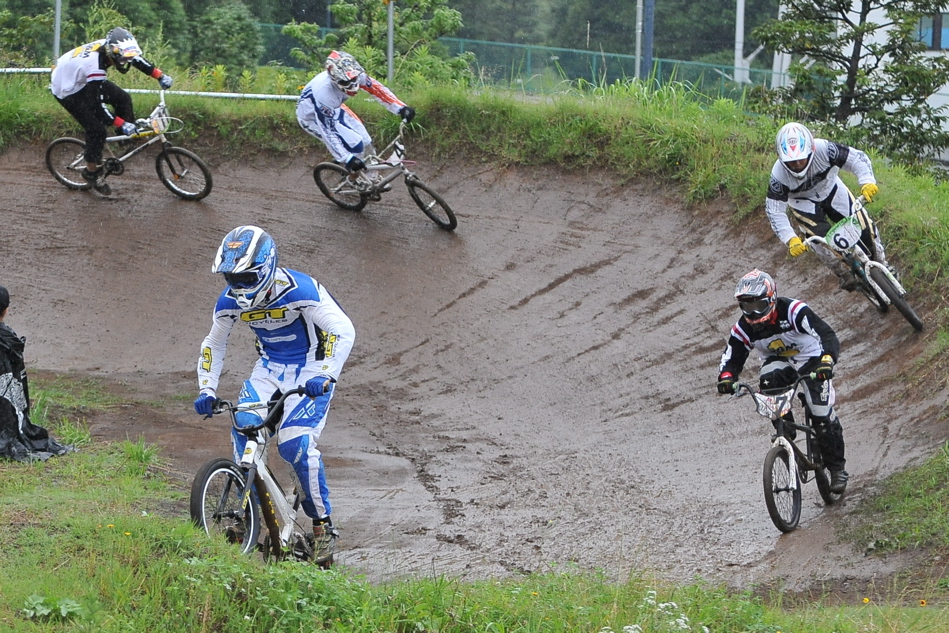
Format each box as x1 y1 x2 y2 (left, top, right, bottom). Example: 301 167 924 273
787 236 807 257
860 183 879 202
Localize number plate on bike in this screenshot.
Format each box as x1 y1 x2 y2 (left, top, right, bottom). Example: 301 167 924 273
826 216 863 253
752 392 792 419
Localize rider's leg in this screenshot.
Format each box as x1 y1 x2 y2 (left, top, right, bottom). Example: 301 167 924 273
99 80 135 123
800 369 848 490
789 196 856 290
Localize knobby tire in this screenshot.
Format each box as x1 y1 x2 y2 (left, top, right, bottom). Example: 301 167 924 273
406 177 458 231
868 266 923 331
313 162 368 211
46 138 91 190
763 445 802 532
155 146 213 200
190 458 261 555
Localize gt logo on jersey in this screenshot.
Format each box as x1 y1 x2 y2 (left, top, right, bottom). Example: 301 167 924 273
767 339 799 358
241 307 289 322
200 347 212 372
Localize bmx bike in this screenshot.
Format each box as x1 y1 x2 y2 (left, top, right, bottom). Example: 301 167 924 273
45 90 213 201
312 120 458 231
731 376 843 533
189 387 335 566
803 195 922 331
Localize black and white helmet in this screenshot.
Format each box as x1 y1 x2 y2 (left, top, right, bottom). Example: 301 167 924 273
325 50 364 96
104 27 142 73
734 269 777 324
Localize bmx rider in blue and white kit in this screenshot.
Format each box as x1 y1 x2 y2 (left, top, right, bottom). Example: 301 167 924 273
194 225 356 564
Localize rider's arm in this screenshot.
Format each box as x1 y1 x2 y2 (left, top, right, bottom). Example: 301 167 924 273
196 301 238 394
719 323 751 378
830 140 876 187
300 286 356 381
360 76 407 115
765 172 797 245
794 305 840 363
129 55 168 83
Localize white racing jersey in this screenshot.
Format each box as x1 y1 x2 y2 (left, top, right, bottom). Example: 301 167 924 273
764 139 875 244
296 70 406 162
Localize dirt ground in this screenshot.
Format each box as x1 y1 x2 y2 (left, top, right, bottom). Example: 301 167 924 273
2 138 948 594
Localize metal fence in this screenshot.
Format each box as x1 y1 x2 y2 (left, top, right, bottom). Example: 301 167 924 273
255 24 778 97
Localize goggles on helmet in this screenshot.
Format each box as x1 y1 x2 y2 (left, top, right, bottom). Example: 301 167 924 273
224 271 260 289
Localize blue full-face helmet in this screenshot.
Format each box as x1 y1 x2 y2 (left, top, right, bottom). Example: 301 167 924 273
212 225 278 309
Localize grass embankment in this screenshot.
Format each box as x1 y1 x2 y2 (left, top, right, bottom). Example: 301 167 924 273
3 73 949 630
0 375 947 631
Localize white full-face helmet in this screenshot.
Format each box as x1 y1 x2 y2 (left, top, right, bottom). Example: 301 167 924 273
212 226 278 310
775 122 815 181
325 50 364 96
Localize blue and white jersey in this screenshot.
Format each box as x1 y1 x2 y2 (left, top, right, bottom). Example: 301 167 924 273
197 268 355 393
296 70 406 163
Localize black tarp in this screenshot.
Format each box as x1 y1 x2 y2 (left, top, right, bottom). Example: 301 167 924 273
0 323 71 462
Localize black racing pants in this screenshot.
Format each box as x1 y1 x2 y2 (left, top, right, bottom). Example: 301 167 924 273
55 81 135 166
760 356 847 472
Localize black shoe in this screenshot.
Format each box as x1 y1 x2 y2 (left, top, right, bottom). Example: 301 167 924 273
81 168 112 196
830 470 849 493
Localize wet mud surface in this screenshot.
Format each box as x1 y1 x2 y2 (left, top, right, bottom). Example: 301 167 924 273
2 140 947 592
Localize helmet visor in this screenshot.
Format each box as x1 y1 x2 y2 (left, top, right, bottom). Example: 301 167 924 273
739 298 771 318
224 271 260 289
336 77 358 91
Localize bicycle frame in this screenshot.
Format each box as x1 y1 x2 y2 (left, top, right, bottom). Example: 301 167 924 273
223 388 312 560
353 120 419 191
802 195 908 305
734 378 823 479
101 90 178 167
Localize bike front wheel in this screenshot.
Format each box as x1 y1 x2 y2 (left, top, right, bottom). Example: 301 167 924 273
156 147 213 200
46 138 91 190
868 267 923 331
763 445 802 532
190 458 261 555
406 177 457 231
313 162 368 211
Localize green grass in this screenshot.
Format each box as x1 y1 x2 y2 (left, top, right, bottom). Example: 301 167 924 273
5 73 949 629
2 401 948 630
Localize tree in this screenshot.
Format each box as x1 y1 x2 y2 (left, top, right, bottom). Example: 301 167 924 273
547 0 637 54
283 0 474 87
192 0 263 75
654 0 778 65
451 0 544 45
753 0 949 165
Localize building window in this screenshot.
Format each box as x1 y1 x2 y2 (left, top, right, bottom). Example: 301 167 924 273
919 14 949 50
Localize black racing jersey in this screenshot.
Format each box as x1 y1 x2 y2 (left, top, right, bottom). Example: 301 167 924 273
719 297 839 378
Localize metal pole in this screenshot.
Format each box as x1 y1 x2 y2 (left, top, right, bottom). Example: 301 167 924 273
635 0 643 79
54 0 62 60
735 0 747 83
641 0 654 79
387 0 395 83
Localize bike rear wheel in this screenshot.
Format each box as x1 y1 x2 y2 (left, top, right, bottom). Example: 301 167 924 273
313 162 368 211
46 138 91 190
190 458 261 555
868 266 923 331
813 466 843 505
763 445 802 532
156 146 213 200
406 177 457 231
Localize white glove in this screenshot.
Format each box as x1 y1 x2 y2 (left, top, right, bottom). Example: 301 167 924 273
119 121 138 137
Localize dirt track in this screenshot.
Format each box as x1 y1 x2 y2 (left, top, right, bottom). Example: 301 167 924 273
2 138 947 591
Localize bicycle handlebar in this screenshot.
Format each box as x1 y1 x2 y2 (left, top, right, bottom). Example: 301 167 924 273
731 373 817 398
213 386 306 433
